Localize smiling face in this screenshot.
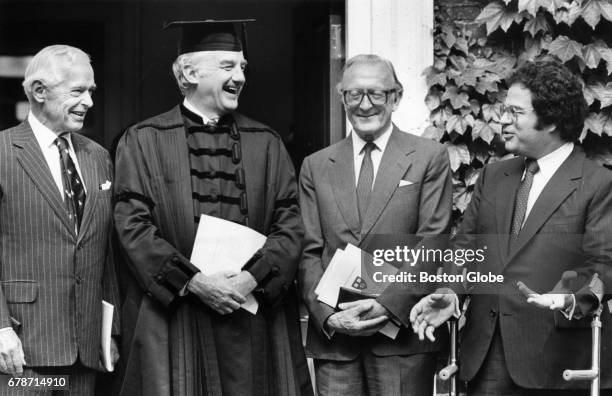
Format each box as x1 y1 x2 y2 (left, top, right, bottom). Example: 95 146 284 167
39 57 95 133
340 62 400 141
502 83 559 159
188 51 247 119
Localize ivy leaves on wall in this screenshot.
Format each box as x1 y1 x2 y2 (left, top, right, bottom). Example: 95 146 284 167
427 0 612 227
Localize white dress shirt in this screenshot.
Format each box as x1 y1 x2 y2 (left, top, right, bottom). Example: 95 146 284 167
351 125 393 187
522 142 576 318
523 142 574 226
28 112 87 199
449 142 578 321
183 98 214 124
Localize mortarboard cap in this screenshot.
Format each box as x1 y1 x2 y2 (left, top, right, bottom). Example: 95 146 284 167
163 19 254 56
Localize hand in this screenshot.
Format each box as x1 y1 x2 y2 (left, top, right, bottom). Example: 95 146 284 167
409 289 457 342
187 271 246 315
227 271 257 298
110 337 120 366
343 300 389 321
326 299 388 337
517 281 571 311
0 328 26 376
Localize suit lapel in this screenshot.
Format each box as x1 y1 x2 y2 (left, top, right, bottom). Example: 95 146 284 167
73 136 99 239
507 148 582 262
329 137 361 239
361 128 415 236
496 158 523 260
12 122 76 237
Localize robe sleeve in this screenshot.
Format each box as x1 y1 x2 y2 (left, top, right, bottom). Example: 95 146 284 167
243 138 304 306
114 128 200 308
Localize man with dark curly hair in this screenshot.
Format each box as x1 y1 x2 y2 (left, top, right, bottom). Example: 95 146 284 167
410 58 612 395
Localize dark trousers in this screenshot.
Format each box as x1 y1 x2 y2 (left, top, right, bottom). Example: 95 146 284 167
469 326 611 396
314 350 436 396
0 363 96 396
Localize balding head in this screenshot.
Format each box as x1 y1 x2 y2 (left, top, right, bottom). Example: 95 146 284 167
337 54 403 93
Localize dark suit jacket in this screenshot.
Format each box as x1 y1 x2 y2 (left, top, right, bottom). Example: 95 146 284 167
0 121 120 370
452 146 612 389
298 126 453 360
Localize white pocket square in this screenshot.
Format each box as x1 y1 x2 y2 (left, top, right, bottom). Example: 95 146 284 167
398 180 415 187
99 180 112 191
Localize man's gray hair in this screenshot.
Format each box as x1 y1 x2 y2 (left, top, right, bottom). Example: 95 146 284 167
22 45 91 102
172 52 207 96
337 54 404 93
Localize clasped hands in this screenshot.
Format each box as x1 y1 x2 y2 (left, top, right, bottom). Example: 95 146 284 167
187 270 257 315
325 299 389 337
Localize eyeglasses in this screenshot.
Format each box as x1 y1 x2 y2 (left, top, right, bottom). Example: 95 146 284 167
341 89 399 107
500 104 533 124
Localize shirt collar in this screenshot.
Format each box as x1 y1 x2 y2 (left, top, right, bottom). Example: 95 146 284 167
183 98 212 124
533 142 574 178
28 111 73 150
351 124 393 157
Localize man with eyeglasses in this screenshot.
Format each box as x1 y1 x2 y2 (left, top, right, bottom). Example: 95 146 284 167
298 54 453 395
410 59 612 395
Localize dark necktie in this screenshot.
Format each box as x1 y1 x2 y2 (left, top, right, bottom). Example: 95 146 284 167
55 134 86 234
510 159 539 246
356 141 377 223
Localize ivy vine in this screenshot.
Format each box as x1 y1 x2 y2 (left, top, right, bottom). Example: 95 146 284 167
426 0 612 228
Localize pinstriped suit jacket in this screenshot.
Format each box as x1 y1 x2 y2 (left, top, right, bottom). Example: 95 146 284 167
0 121 120 370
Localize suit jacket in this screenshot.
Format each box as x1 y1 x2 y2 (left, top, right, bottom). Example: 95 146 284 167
298 126 453 360
0 121 120 370
452 146 612 389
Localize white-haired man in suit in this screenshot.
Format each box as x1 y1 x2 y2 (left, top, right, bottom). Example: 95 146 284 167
0 45 120 395
298 54 453 396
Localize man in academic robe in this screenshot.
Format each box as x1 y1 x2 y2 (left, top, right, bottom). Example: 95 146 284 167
113 20 312 396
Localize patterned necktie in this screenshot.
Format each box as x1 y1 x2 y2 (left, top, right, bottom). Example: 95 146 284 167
509 159 539 246
55 134 86 234
356 141 377 223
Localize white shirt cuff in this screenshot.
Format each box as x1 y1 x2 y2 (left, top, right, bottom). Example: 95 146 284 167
561 294 577 320
452 294 461 318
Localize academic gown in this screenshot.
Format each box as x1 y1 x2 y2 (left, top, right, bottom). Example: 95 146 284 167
113 105 312 396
